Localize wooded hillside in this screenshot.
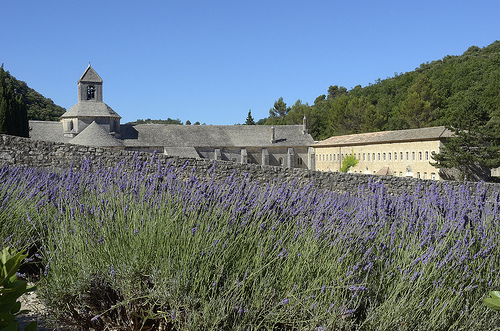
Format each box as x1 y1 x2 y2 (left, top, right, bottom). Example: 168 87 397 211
1 68 65 121
262 41 500 141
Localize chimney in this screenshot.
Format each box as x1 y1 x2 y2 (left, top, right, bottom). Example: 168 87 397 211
271 126 276 143
302 115 308 134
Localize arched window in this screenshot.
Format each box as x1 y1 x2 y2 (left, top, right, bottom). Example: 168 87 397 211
87 85 95 100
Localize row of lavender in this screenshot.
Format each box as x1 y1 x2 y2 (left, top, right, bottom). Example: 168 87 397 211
1 155 500 329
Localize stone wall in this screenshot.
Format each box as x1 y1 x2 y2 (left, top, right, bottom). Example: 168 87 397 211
1 134 499 199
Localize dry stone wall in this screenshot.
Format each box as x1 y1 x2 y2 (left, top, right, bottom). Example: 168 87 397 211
1 134 499 199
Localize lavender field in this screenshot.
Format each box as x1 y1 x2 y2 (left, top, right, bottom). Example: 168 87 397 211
1 155 500 330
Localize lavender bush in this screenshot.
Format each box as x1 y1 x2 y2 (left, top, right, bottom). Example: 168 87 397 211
0 154 500 330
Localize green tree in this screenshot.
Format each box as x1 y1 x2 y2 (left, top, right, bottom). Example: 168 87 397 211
341 151 359 173
0 66 29 137
185 120 191 125
431 90 500 180
265 97 290 125
400 75 440 128
245 109 255 125
327 85 348 100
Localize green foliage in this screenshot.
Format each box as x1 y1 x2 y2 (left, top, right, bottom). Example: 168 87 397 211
3 162 500 329
126 118 183 125
262 40 500 141
431 89 500 180
0 248 37 331
244 109 255 125
265 97 290 125
340 151 358 173
0 67 65 122
0 66 29 137
484 291 500 312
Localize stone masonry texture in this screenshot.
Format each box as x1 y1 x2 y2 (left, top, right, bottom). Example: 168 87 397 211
1 134 499 199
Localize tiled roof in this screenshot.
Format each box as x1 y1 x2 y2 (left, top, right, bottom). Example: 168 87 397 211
29 121 70 143
61 102 121 119
121 124 314 148
164 147 201 158
78 65 102 83
28 121 315 150
314 126 452 147
69 122 124 147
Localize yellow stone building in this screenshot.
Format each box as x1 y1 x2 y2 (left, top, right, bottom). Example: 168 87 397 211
313 126 453 180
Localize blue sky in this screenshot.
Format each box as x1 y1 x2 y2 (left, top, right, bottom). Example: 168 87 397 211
2 1 499 125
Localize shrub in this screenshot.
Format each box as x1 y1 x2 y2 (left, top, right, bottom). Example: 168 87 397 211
0 247 37 331
1 156 500 329
341 150 358 172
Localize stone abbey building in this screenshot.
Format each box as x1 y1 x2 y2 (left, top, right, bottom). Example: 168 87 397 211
313 127 457 180
29 65 316 169
28 64 482 180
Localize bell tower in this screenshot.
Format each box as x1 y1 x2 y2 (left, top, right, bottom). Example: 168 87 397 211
61 64 121 138
77 63 103 102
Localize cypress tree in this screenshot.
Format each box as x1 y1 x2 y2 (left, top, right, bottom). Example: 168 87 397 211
0 66 7 134
6 82 18 136
17 95 29 137
0 65 29 137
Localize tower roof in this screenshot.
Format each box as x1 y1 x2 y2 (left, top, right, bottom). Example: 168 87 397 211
60 102 121 119
69 121 123 147
78 64 103 83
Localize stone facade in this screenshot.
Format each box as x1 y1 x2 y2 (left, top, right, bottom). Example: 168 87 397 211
29 65 316 170
313 127 455 180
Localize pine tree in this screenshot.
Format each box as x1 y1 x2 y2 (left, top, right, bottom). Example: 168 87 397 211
431 90 500 180
245 110 255 125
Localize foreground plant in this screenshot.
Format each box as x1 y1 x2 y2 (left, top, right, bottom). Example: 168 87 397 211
1 157 500 330
484 291 500 312
0 247 37 331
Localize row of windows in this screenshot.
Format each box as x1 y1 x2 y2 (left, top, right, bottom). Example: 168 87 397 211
347 169 437 180
317 150 436 163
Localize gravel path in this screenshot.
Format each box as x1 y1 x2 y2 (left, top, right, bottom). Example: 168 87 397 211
19 290 71 331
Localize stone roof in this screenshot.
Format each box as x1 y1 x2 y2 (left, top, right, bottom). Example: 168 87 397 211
69 122 124 147
375 166 393 176
314 126 453 147
120 124 314 148
164 147 201 158
60 102 121 119
78 64 102 83
29 121 70 143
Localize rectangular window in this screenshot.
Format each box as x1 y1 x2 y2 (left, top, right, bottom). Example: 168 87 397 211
333 154 336 161
358 153 361 160
417 172 421 179
367 153 370 161
412 152 415 161
383 153 386 161
330 154 332 161
419 152 422 161
400 152 403 160
363 153 366 161
378 153 381 161
431 173 436 180
424 172 428 179
406 152 409 161
394 152 397 161
373 153 375 161
425 151 429 161
399 172 403 176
